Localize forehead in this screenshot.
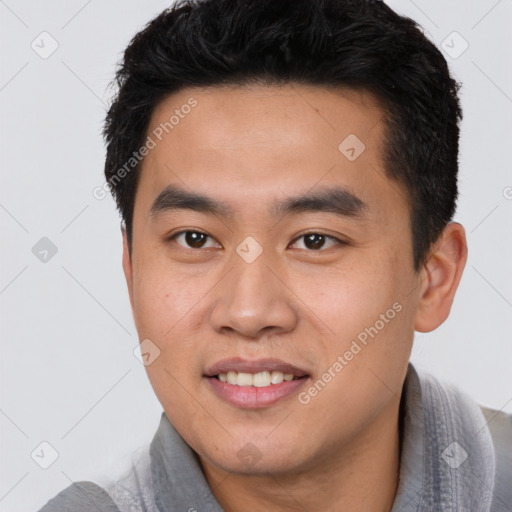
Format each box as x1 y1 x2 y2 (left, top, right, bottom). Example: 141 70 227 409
148 83 385 156
136 83 408 223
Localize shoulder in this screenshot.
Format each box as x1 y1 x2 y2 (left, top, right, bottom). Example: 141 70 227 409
37 481 120 512
37 440 159 512
480 405 512 512
480 404 512 457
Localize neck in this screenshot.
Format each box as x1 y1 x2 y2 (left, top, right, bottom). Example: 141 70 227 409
200 395 403 512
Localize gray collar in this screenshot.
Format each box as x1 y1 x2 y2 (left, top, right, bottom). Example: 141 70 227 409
149 363 496 512
391 363 495 511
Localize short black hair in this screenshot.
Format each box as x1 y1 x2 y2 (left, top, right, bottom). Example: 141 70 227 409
103 0 462 270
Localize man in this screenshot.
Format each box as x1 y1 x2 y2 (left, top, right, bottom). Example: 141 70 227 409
39 0 511 510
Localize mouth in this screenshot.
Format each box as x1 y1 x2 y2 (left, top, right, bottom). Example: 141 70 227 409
214 370 303 387
204 358 310 408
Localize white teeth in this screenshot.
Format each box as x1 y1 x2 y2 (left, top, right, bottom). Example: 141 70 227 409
216 370 300 387
237 372 253 386
270 371 284 384
253 371 271 387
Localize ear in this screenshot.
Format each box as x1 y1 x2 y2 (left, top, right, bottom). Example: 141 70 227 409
414 222 468 333
122 225 135 312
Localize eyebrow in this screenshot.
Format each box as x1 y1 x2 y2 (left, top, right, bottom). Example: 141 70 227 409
149 184 368 221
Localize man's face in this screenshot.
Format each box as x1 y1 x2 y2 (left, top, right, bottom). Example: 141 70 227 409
123 84 423 474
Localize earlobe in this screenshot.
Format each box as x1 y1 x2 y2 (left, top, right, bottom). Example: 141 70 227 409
122 226 135 311
414 222 468 333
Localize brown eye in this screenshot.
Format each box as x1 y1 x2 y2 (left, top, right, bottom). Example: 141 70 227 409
171 231 218 249
291 233 342 251
304 233 326 250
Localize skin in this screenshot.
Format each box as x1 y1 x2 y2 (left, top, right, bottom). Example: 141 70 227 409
122 84 467 511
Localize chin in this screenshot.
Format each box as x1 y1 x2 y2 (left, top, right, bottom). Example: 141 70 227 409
206 444 307 476
193 428 313 476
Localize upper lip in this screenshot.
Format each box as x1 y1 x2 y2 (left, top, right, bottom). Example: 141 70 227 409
204 357 310 378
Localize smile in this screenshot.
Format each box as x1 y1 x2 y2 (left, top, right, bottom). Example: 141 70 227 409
216 370 299 387
204 358 310 408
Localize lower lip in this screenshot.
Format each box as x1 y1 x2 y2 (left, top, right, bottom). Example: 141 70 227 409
206 376 309 409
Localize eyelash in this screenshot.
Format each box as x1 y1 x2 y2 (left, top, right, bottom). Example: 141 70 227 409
167 230 346 251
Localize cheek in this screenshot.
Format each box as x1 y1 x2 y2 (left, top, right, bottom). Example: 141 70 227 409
296 251 415 386
130 259 210 389
294 258 398 340
133 269 205 421
130 257 207 339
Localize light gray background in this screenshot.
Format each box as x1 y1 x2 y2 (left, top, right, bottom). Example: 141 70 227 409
1 0 511 510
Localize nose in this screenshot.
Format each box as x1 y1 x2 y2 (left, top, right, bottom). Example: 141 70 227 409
209 249 299 340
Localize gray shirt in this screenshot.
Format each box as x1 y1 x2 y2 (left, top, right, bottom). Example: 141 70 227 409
38 362 512 511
